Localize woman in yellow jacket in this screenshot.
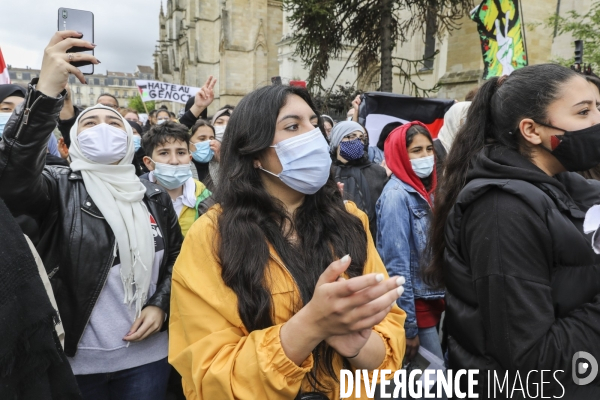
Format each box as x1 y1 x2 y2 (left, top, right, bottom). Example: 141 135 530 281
169 84 407 399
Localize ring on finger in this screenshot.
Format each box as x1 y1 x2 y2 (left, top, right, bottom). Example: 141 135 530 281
68 53 74 61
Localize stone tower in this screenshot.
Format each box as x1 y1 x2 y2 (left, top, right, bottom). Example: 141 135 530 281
155 0 282 113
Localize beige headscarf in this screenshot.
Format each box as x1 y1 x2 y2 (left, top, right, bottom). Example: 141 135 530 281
69 104 154 317
438 101 471 153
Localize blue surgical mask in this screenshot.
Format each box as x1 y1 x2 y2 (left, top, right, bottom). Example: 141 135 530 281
133 136 142 152
410 155 435 178
0 113 11 137
339 139 365 161
192 140 214 163
259 127 331 195
151 159 192 190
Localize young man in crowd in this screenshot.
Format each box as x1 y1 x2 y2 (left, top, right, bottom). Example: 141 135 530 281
141 121 212 237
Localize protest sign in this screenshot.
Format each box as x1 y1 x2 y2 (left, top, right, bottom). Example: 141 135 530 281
135 80 200 104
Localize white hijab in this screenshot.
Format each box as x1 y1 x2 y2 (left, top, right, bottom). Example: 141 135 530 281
438 101 471 153
69 104 154 317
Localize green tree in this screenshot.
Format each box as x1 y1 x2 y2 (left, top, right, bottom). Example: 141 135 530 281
312 83 360 120
548 1 600 70
128 95 155 114
282 0 473 95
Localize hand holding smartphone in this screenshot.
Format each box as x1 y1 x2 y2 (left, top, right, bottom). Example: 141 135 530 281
58 8 94 75
36 31 97 97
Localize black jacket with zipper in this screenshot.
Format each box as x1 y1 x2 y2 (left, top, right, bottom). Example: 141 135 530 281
444 145 600 398
332 158 388 242
0 80 183 357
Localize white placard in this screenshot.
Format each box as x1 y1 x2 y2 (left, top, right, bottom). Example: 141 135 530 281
135 80 200 104
365 114 409 147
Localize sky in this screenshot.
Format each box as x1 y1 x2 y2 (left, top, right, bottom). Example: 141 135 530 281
0 0 162 75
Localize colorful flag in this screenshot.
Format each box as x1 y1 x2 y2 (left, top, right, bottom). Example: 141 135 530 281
471 0 528 79
0 48 10 84
357 92 455 143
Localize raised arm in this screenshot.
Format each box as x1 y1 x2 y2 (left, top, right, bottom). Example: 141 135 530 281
179 76 217 129
0 31 98 216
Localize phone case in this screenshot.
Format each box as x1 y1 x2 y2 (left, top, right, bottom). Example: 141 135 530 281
58 8 94 75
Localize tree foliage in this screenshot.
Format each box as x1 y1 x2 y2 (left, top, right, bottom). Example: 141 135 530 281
128 95 156 114
283 0 474 94
312 83 360 120
547 1 600 71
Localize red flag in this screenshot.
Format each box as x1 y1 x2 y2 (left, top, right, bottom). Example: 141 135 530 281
0 48 10 84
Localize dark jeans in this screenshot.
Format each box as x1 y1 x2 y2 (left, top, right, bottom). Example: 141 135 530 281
75 357 170 400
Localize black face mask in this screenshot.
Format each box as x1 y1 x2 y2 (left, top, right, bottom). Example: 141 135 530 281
535 121 600 171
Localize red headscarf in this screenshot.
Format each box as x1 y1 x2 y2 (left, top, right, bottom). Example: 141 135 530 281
384 121 437 208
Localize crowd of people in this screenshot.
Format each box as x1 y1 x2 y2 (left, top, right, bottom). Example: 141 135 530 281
2 30 600 400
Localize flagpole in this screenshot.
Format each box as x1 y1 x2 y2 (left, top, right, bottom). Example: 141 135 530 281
518 0 529 65
141 97 149 115
136 84 150 115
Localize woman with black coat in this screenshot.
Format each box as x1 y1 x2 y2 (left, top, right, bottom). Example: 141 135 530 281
426 63 600 398
328 121 388 242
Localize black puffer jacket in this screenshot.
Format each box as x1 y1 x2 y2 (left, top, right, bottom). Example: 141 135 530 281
444 145 600 398
333 159 388 242
0 81 183 357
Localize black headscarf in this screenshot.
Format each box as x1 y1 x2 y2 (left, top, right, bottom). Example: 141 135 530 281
0 84 26 103
127 120 143 135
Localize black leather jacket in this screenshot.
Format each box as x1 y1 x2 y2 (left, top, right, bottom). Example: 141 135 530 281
0 80 183 357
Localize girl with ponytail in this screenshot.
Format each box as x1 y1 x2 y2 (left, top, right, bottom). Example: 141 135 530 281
426 63 600 397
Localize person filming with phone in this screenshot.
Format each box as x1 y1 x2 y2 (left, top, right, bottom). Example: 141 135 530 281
0 31 183 400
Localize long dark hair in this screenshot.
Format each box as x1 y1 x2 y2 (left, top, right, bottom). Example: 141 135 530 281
378 121 403 150
425 64 578 288
214 85 368 391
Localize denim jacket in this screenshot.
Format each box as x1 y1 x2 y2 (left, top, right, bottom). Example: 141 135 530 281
376 175 445 338
368 146 385 165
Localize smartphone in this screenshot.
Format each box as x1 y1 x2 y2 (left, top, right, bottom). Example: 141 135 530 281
58 8 94 75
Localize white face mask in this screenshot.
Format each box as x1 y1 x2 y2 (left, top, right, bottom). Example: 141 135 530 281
77 123 128 164
259 127 331 195
410 155 435 178
0 112 11 136
156 119 167 125
214 125 226 142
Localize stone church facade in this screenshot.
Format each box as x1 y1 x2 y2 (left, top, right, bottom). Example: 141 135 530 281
155 0 589 112
155 0 282 114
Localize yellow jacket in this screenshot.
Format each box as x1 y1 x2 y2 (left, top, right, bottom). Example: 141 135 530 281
178 179 211 237
169 201 406 399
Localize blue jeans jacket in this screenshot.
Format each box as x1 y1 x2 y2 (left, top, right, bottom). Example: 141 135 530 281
368 146 385 165
376 175 445 338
